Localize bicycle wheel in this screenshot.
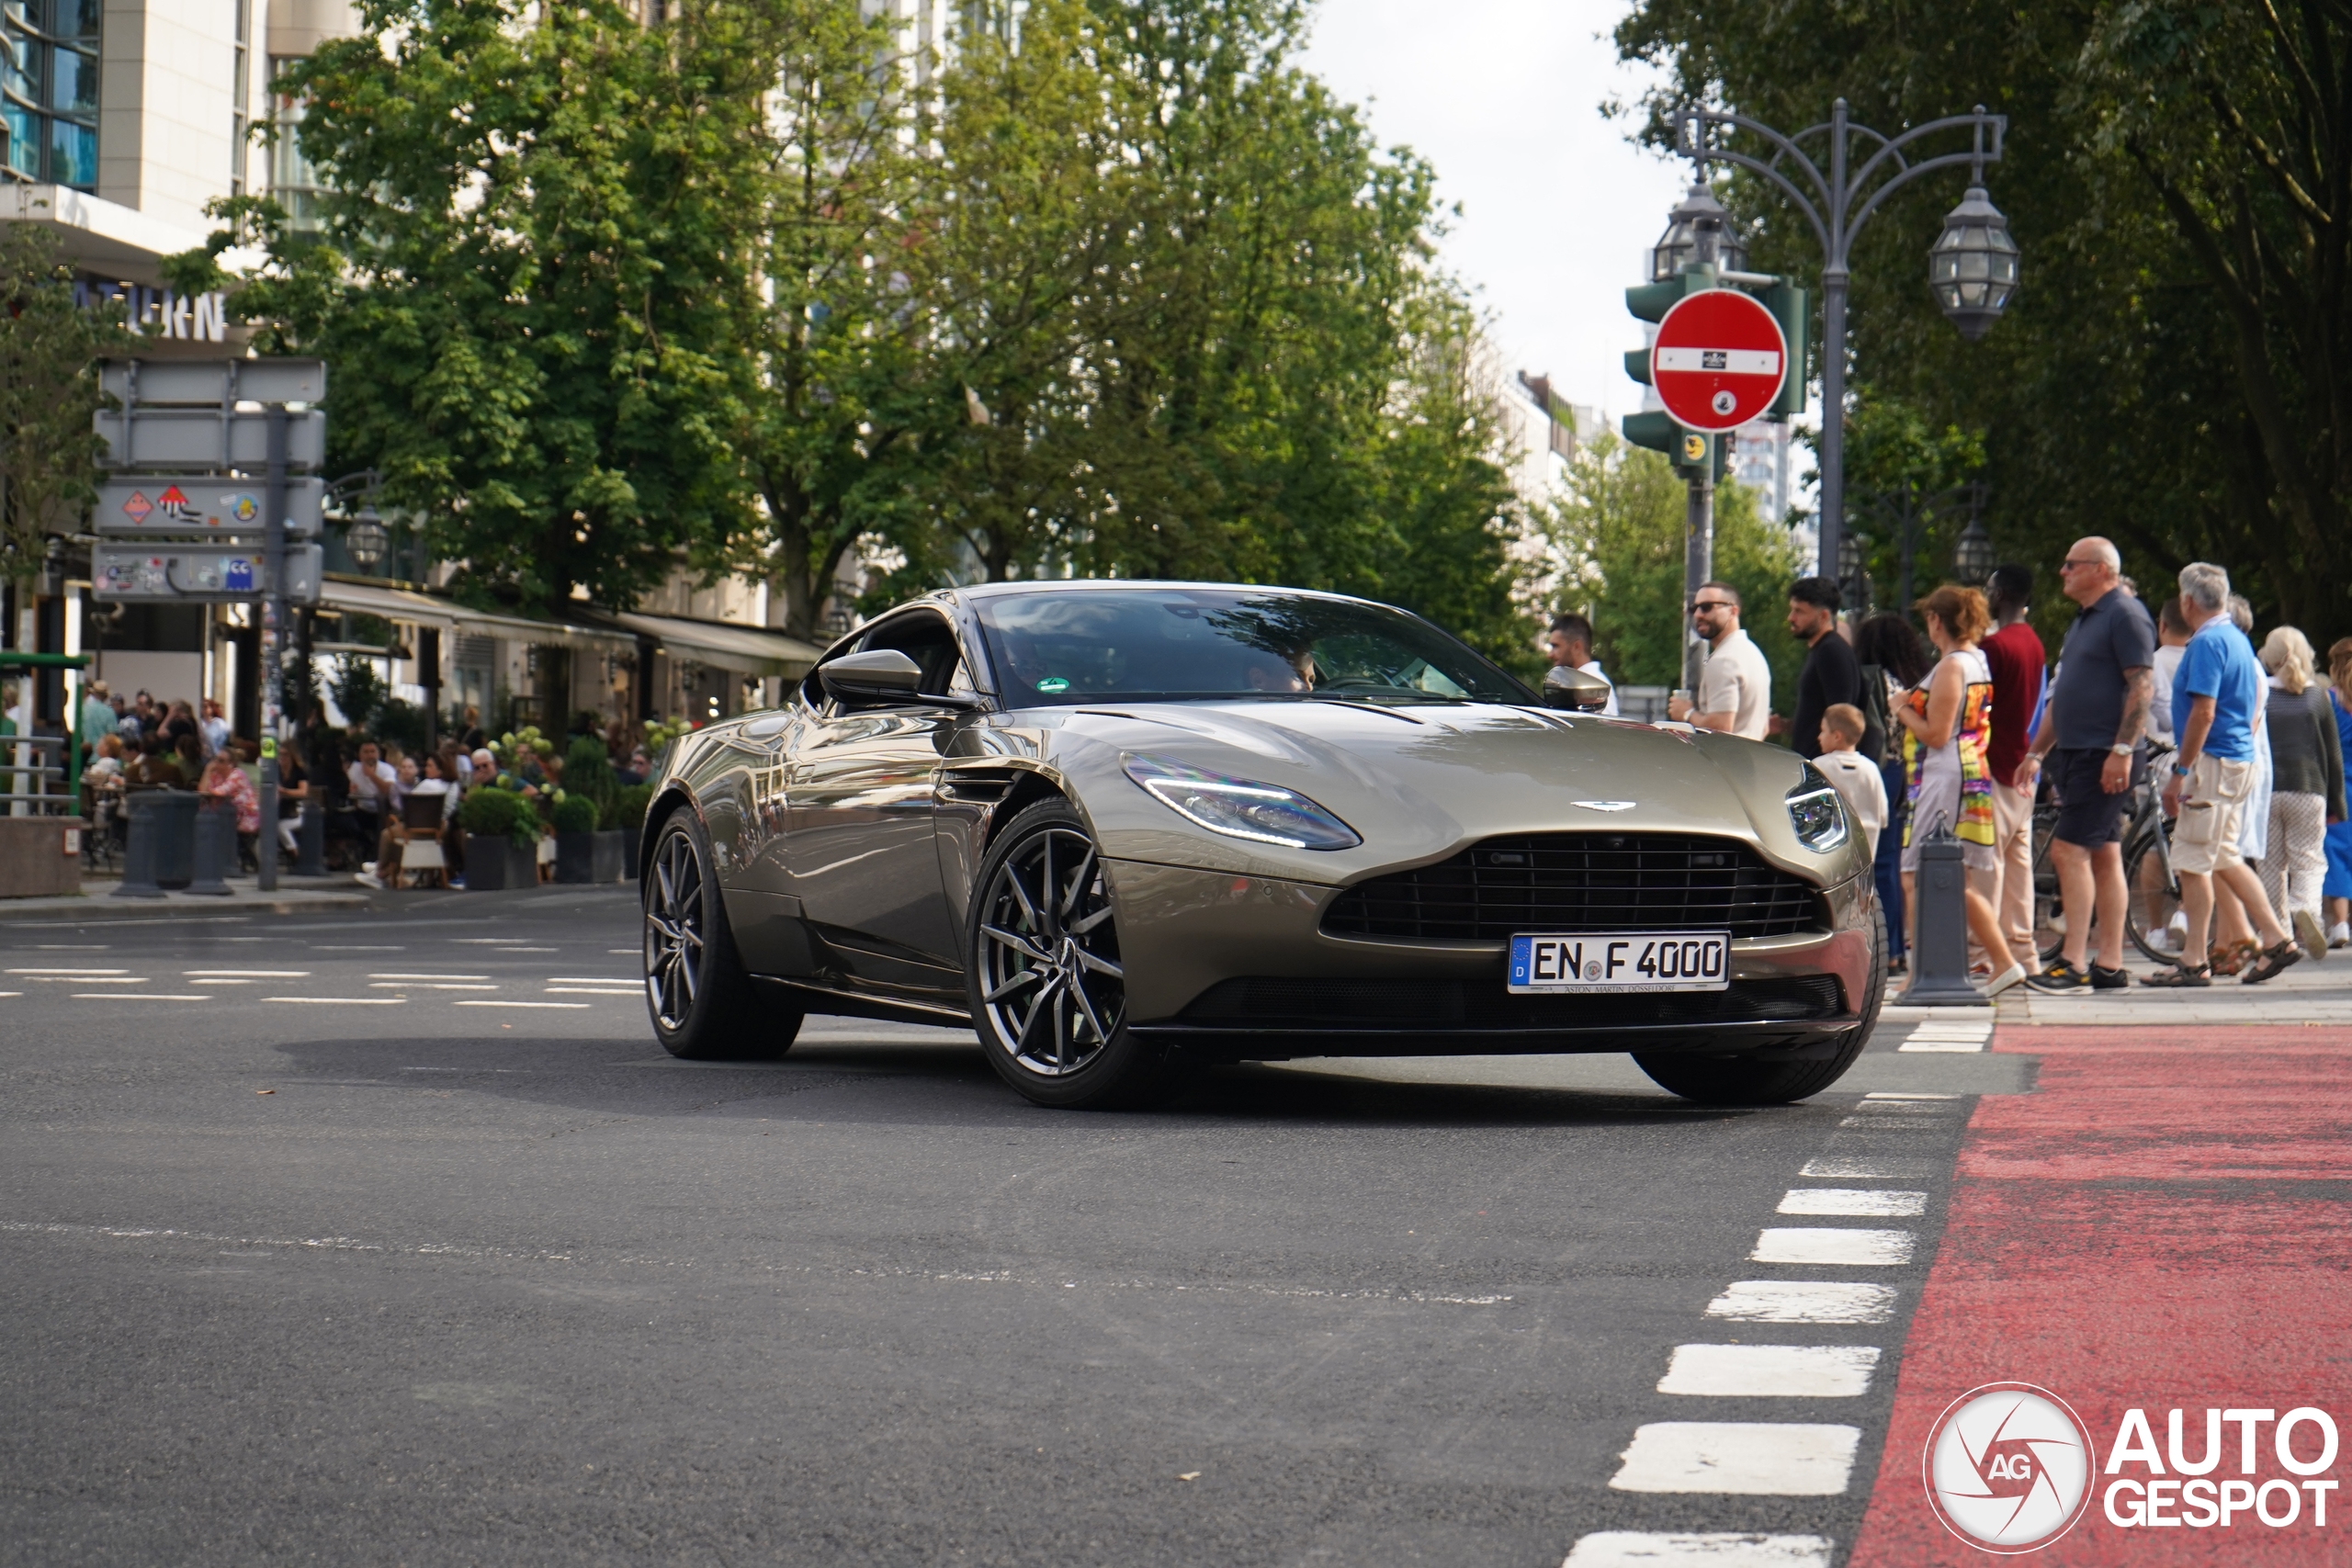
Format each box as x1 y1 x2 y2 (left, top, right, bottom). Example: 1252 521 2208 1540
2124 819 2183 965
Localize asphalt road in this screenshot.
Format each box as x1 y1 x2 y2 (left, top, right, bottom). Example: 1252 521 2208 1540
0 887 2030 1567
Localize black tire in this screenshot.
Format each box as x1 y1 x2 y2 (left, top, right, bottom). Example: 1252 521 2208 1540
1632 902 1886 1106
2123 818 2183 965
643 806 801 1060
965 798 1182 1110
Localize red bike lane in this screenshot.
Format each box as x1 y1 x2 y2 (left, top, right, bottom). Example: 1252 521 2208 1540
1849 1024 2352 1565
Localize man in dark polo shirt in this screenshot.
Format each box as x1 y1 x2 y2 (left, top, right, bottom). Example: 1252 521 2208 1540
2016 537 2154 992
1780 576 1874 761
1980 564 2046 968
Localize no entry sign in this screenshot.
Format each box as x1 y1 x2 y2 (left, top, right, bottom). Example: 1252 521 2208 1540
1651 288 1789 433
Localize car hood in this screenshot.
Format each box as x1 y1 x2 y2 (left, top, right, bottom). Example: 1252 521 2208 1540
989 698 1861 888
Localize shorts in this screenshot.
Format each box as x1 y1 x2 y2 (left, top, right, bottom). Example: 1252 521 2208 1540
2052 746 2142 848
2324 818 2352 902
2171 753 2256 876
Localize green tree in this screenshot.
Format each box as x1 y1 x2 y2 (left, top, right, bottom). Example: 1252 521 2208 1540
1544 433 1804 710
0 223 123 641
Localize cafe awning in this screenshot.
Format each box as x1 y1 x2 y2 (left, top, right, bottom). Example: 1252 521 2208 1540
592 611 826 678
315 580 636 652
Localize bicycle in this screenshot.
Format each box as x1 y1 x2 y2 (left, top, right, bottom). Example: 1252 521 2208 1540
2030 744 2181 966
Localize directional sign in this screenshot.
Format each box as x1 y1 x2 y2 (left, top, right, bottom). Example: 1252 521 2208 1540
93 544 322 605
94 407 326 468
95 477 325 538
1650 288 1790 434
97 358 326 407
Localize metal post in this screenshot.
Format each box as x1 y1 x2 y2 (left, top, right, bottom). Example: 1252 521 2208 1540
1816 98 1849 582
1683 464 1714 694
256 405 288 891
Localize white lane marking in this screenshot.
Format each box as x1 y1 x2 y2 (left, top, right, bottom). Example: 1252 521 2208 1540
545 977 639 985
1801 1156 1931 1179
1561 1532 1833 1567
34 944 109 950
1778 1189 1926 1217
0 991 19 998
447 939 539 945
187 978 254 985
607 948 636 953
74 993 210 1001
185 970 311 977
262 996 409 1005
1705 1280 1897 1325
1863 1091 1962 1100
453 1000 590 1010
1609 1423 1860 1495
368 973 491 981
1899 1039 1987 1054
371 982 496 991
544 987 637 996
7 967 130 975
1846 1100 1954 1114
1838 1114 1950 1130
311 945 405 951
1657 1344 1881 1399
19 976 148 984
1751 1228 1915 1267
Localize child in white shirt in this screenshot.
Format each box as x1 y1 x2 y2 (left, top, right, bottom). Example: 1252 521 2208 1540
1812 703 1888 861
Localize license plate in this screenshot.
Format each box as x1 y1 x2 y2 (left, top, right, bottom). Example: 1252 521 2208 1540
1509 932 1730 993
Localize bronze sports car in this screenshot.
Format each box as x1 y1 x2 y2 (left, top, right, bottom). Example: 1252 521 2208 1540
639 581 1883 1107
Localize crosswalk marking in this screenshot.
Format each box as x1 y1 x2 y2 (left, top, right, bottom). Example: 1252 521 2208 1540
1657 1345 1880 1398
1608 1423 1860 1495
1560 1532 1833 1567
1703 1280 1897 1325
1776 1189 1925 1217
1799 1156 1931 1179
1750 1227 1914 1266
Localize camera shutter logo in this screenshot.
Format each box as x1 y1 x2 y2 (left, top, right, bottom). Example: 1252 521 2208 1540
1923 1382 2097 1552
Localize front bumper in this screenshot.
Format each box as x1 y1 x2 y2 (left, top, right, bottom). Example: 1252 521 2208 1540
1106 858 1879 1059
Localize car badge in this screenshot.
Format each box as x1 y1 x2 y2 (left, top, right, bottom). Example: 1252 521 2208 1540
1570 800 1636 812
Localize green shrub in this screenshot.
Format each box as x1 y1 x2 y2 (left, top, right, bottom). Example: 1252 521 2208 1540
564 735 617 816
551 793 599 833
458 786 540 850
606 782 654 831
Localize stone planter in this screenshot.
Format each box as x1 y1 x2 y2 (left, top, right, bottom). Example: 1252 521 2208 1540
555 830 595 884
592 829 628 884
621 823 641 879
462 833 535 891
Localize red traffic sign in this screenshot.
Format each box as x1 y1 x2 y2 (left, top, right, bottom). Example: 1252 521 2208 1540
1651 288 1789 433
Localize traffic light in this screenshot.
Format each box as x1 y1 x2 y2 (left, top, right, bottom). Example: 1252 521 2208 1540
1764 282 1808 418
1621 261 1777 478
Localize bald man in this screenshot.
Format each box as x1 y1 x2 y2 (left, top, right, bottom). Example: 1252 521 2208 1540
2018 536 2157 992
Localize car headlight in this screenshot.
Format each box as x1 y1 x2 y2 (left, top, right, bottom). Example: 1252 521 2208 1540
1785 773 1849 853
1123 753 1362 851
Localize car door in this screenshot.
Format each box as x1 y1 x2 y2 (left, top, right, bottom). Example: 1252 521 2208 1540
715 707 812 978
785 610 976 1004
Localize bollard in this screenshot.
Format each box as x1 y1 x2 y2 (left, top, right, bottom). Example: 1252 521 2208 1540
187 798 236 896
111 792 167 899
293 803 326 877
1904 829 1984 1007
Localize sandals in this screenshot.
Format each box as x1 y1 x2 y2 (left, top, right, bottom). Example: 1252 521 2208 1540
2242 942 2303 986
2143 964 2212 988
2209 939 2257 977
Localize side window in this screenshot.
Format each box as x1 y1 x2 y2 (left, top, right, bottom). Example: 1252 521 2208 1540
857 612 963 698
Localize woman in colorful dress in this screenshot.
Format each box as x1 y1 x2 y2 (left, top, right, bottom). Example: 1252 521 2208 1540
1897 584 2027 997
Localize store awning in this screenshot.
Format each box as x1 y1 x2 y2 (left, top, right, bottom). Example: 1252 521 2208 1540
593 612 826 678
315 580 635 652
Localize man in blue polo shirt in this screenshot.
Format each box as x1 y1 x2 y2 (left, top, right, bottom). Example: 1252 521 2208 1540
2146 561 2299 986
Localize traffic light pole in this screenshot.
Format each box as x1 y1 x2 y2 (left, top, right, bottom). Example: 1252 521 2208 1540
256 405 288 893
1683 461 1713 694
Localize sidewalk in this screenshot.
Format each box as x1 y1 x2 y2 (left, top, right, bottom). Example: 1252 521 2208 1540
0 878 371 921
2001 946 2352 1023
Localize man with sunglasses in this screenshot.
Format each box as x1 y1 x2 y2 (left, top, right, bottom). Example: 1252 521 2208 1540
1668 581 1771 740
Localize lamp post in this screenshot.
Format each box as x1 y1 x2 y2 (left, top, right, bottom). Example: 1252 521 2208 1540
1857 479 1988 615
1673 100 2016 581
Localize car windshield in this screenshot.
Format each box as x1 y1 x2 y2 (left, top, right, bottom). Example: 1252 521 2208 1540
970 588 1534 706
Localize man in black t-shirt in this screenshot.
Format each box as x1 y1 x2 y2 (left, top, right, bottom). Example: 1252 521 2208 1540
1779 576 1871 761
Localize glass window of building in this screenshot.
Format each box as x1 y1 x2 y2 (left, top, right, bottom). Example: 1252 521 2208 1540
1 0 99 188
268 58 324 230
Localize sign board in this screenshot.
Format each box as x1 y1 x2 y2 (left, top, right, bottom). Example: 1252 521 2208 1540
1650 289 1789 434
93 544 322 605
95 477 325 538
97 358 327 406
94 408 326 469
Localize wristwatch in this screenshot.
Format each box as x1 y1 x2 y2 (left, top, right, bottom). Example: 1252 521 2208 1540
2109 742 2134 757
2172 762 2192 778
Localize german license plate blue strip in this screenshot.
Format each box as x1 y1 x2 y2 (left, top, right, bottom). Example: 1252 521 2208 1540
1509 932 1731 994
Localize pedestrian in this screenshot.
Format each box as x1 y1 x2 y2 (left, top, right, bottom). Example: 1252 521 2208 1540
1896 584 2024 995
1979 564 2046 969
2146 596 2191 746
2256 627 2344 959
459 705 486 753
1780 576 1874 761
199 698 231 758
2143 562 2301 987
1855 613 1933 976
2203 596 2272 973
1543 612 1619 716
1668 581 1770 739
2017 537 2154 993
198 749 261 866
1813 703 1888 861
79 680 117 747
2325 637 2352 950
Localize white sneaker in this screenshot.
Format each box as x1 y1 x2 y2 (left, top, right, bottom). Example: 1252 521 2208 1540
1981 962 2028 998
2332 923 2351 951
355 871 384 890
2293 908 2328 961
361 861 379 876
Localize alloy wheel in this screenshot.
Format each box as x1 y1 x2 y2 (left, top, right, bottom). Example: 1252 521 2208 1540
977 826 1125 1076
645 827 705 1031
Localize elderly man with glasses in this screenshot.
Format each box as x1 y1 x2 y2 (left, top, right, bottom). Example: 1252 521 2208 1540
1668 581 1771 740
2017 536 2155 992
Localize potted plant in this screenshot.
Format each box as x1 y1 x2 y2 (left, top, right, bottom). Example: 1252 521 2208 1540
552 791 600 883
458 786 538 891
608 783 653 880
563 736 628 882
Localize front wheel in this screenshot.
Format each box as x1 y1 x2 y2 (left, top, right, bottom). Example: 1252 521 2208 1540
965 799 1183 1109
2123 818 2183 964
1633 906 1884 1106
643 807 800 1060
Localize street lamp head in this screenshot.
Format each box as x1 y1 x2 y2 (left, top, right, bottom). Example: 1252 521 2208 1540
1929 185 2019 339
345 504 389 573
1652 179 1747 280
1952 515 1997 585
1836 527 1865 584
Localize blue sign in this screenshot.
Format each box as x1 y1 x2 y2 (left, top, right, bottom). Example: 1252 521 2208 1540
223 557 256 592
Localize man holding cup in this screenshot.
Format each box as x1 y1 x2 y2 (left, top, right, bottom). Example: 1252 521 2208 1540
1669 581 1771 740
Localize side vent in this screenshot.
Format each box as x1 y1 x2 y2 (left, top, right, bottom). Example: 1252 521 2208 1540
939 767 1020 806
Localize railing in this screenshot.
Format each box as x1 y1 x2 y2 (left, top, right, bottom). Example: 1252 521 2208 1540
1 735 77 817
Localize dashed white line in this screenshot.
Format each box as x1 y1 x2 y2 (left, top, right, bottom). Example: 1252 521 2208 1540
1657 1345 1881 1399
453 1000 590 1010
1862 1091 1962 1101
1776 1189 1926 1217
368 973 490 982
262 996 408 1005
185 970 310 977
1799 1156 1932 1179
20 976 148 984
1608 1423 1860 1495
544 987 638 996
7 967 130 976
1562 1532 1833 1567
371 982 497 991
1750 1228 1914 1267
546 977 639 985
1704 1280 1897 1325
74 993 209 1001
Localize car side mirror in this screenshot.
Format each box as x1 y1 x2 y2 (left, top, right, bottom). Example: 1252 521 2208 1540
1541 666 1612 713
820 649 924 705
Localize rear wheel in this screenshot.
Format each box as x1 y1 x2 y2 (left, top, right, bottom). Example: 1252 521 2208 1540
1633 905 1885 1106
644 807 800 1060
966 799 1183 1109
2124 818 2183 964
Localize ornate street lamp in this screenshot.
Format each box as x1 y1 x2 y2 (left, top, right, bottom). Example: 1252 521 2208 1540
1650 181 1747 281
345 504 388 575
1952 514 1997 585
1929 182 2019 340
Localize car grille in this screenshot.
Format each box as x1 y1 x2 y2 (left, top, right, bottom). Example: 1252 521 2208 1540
1176 975 1845 1030
1320 832 1821 942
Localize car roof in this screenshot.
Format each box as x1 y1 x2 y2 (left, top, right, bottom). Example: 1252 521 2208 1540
942 580 1382 608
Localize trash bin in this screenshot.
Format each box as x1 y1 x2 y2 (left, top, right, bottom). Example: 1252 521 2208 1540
117 790 199 893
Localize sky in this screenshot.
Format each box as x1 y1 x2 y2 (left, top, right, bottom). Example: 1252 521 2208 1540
1297 0 1689 423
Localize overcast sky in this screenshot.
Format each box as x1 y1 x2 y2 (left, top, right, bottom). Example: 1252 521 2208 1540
1298 0 1688 423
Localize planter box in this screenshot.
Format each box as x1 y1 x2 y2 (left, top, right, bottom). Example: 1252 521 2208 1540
592 829 628 884
0 817 85 898
555 830 595 884
462 833 536 891
621 823 641 879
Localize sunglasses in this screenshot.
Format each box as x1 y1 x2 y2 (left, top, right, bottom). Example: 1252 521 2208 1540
1690 601 1736 614
2059 558 2104 570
